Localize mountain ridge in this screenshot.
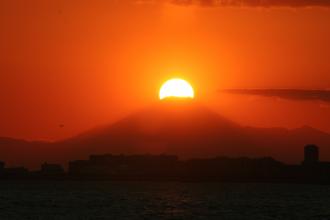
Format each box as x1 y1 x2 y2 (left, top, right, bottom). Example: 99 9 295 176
0 101 330 169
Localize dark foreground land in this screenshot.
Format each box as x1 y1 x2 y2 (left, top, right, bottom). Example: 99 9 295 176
3 145 330 184
1 181 330 220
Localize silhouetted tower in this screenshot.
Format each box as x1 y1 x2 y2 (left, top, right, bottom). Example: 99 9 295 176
0 161 4 174
303 144 319 165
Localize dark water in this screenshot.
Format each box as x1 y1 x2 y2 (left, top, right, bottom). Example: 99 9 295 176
0 181 330 220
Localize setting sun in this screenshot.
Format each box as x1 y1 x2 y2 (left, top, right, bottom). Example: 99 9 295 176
159 78 194 100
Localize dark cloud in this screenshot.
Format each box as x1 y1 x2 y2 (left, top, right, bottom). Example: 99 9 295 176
220 89 330 102
169 0 330 7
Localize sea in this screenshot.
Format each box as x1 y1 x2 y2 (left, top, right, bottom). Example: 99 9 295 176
0 181 330 220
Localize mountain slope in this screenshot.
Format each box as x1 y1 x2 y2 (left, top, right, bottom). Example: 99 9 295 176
62 100 256 158
59 101 330 164
1 100 330 169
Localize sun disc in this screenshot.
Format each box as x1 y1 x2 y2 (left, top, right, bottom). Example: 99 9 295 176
159 78 194 100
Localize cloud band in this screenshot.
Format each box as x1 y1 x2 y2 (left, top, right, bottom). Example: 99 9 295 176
169 0 330 7
220 89 330 102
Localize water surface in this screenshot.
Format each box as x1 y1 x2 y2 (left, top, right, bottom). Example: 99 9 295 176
0 181 330 219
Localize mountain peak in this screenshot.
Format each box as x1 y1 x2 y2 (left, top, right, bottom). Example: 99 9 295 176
1 105 330 169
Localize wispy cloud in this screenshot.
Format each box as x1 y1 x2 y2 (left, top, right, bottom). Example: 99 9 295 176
220 89 330 102
136 0 330 7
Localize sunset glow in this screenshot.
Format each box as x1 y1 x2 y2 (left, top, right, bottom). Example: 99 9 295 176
1 0 330 166
159 78 194 100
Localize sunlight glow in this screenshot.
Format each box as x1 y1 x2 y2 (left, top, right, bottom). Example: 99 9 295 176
159 78 194 100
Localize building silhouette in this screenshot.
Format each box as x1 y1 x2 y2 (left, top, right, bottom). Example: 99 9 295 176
303 144 319 165
0 161 4 171
66 145 330 182
4 167 29 178
69 154 179 179
1 144 330 183
40 162 64 175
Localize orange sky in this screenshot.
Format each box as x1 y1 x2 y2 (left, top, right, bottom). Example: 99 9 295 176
1 0 330 140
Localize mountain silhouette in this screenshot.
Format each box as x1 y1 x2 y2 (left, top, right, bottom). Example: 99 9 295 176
62 100 255 159
1 100 330 169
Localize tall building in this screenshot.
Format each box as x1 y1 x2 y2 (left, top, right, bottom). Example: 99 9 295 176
0 161 5 174
303 144 319 165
